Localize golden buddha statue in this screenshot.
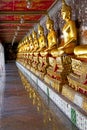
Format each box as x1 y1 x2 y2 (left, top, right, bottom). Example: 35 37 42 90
35 24 49 78
28 34 34 67
37 23 48 57
30 30 39 71
51 0 77 57
44 15 60 89
59 0 77 55
32 30 39 53
38 24 47 52
28 34 34 52
45 15 58 52
25 37 30 52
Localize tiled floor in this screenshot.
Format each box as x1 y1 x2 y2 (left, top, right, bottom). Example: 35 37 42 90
0 62 79 130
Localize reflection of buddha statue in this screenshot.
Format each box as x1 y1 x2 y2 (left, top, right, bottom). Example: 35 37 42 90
38 24 47 52
32 30 39 52
52 0 77 56
45 15 58 52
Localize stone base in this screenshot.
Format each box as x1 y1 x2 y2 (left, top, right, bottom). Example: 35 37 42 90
44 74 62 92
69 57 87 95
67 73 87 96
62 85 87 113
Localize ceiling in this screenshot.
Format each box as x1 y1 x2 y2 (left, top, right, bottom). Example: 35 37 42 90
0 0 57 44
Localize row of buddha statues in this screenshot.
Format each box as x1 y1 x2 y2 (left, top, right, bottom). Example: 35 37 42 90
17 0 87 97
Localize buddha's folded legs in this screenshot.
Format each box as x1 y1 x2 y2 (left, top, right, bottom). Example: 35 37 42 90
74 45 87 58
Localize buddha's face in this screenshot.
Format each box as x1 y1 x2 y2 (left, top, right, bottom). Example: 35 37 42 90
29 36 32 41
61 11 66 20
46 23 52 30
61 10 70 21
38 29 44 35
32 33 37 39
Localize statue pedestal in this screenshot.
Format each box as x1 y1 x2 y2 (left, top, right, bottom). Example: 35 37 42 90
32 56 39 70
67 57 87 96
44 56 72 92
44 74 62 92
37 55 48 78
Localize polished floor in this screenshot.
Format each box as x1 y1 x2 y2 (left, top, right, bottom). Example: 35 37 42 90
0 61 79 130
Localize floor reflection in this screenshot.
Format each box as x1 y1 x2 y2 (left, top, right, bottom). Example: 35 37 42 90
19 71 79 130
0 61 78 130
19 71 59 130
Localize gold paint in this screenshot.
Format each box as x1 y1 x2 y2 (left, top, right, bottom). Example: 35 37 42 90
46 15 58 52
74 45 87 58
32 30 39 52
28 34 34 52
36 23 49 75
67 58 87 93
62 85 75 101
59 0 77 54
38 23 47 52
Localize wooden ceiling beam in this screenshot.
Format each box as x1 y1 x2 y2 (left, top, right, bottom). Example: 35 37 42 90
0 35 25 38
0 11 47 15
0 33 27 35
0 27 32 29
0 20 39 24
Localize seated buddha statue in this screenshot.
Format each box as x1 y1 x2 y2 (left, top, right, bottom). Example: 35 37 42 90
37 24 48 57
38 23 47 52
45 15 58 53
60 0 87 59
28 34 34 53
44 15 59 87
51 0 77 57
32 30 39 53
25 37 30 53
28 34 34 66
37 23 48 74
31 30 39 70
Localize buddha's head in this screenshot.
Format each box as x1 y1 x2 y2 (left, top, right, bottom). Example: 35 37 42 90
28 34 33 49
26 37 28 44
28 34 32 42
32 30 37 39
61 0 71 21
38 24 44 36
46 15 54 31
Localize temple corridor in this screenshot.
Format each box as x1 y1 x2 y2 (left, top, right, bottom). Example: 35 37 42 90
0 61 79 130
0 0 87 129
